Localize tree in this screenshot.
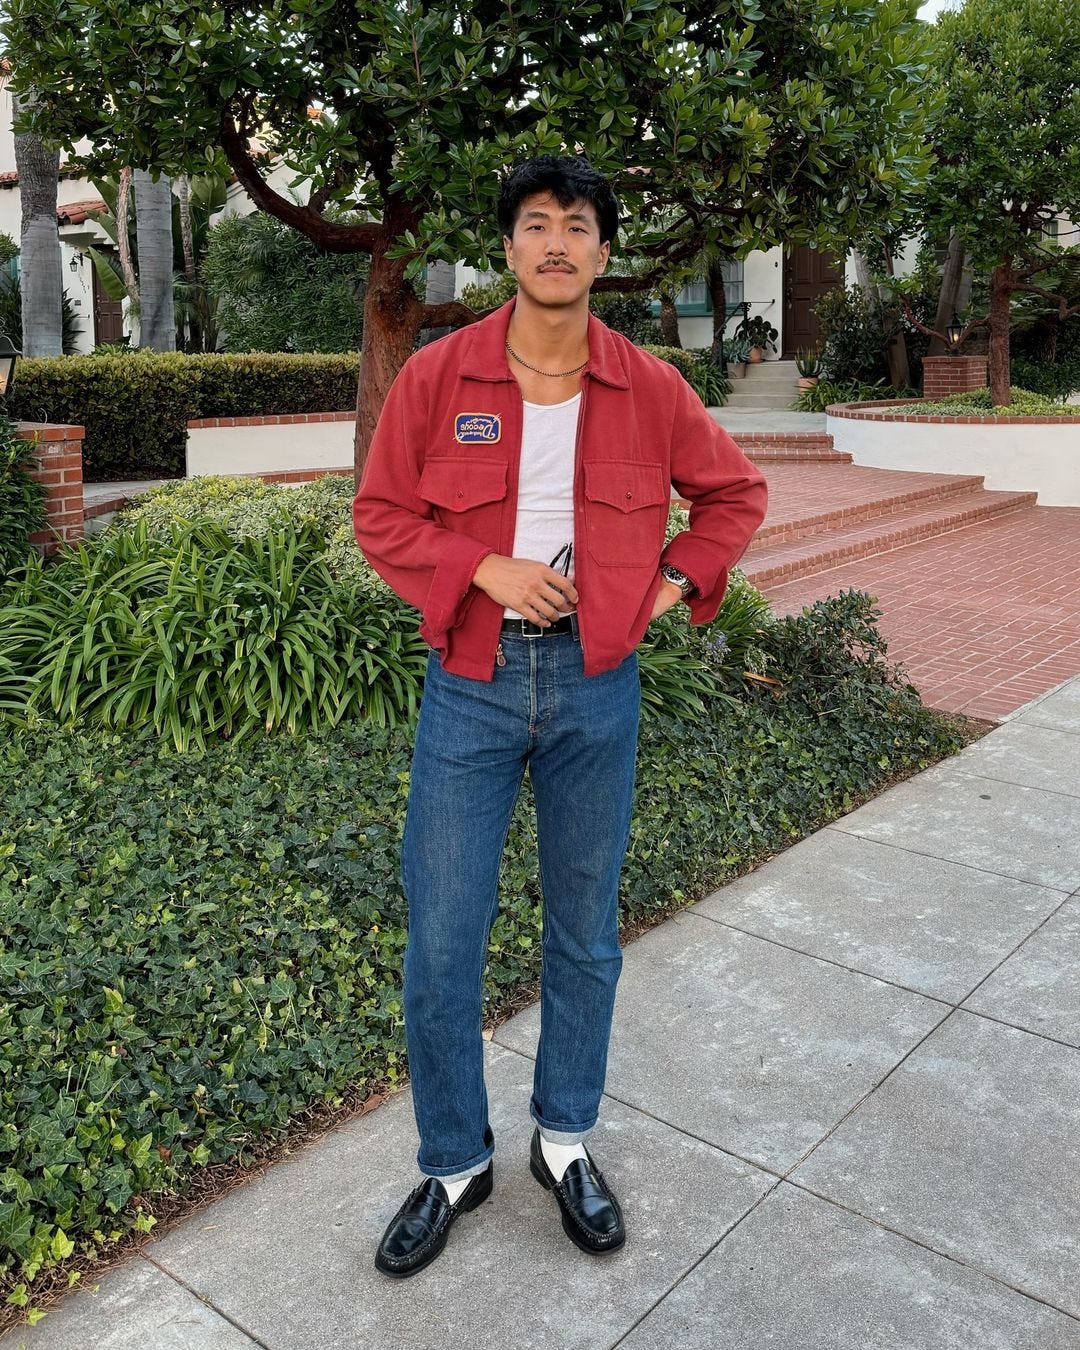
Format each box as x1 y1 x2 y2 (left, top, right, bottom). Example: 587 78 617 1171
919 0 1080 404
132 169 176 351
11 89 63 357
4 0 937 472
88 167 228 351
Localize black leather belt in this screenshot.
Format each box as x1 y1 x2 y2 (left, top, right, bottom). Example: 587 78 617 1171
500 614 577 638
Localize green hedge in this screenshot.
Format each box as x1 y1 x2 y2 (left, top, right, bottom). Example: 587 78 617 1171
5 352 360 482
0 590 968 1314
0 415 47 578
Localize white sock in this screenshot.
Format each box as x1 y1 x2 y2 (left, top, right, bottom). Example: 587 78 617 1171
439 1175 473 1205
540 1135 588 1181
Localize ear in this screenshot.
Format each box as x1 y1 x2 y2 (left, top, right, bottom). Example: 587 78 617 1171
596 240 611 274
503 234 515 273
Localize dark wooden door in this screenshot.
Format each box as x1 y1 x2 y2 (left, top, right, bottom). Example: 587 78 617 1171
782 246 844 356
92 259 125 346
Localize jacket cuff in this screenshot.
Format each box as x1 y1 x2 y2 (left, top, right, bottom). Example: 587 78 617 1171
425 535 496 636
661 533 731 624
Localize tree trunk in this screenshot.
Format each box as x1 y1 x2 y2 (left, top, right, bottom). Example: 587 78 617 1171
353 242 424 479
13 91 64 357
706 260 727 364
133 168 176 351
116 167 138 300
175 174 201 352
928 231 967 357
987 258 1013 407
658 292 681 347
860 247 911 390
177 176 196 283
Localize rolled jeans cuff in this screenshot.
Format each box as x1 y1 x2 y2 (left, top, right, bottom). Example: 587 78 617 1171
539 1125 590 1146
418 1152 493 1185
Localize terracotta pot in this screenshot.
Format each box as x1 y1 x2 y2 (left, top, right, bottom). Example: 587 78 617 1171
748 346 764 363
798 376 819 391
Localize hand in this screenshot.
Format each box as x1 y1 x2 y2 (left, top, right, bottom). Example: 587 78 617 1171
473 554 578 626
649 579 685 621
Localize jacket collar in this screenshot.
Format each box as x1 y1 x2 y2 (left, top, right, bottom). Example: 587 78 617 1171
459 297 631 390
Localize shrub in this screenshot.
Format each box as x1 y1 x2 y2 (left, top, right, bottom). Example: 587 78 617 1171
793 378 918 412
0 417 47 578
1010 356 1080 403
457 270 517 313
683 349 732 407
904 387 1080 417
641 344 694 380
814 284 893 385
0 589 968 1311
0 519 427 749
0 274 84 356
4 352 360 482
203 209 368 354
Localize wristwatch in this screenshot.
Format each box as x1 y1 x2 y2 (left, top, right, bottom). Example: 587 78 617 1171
660 564 695 598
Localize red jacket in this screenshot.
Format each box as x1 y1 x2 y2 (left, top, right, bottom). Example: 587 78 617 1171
353 299 767 680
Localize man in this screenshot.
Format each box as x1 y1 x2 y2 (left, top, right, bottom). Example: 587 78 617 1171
353 154 767 1277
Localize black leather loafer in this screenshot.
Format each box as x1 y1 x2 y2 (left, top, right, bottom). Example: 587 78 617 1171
529 1128 625 1254
374 1160 493 1278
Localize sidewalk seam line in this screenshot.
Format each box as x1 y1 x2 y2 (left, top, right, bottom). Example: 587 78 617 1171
137 1253 271 1349
825 825 1079 890
782 1180 1080 1325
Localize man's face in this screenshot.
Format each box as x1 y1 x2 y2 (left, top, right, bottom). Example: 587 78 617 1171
503 191 610 310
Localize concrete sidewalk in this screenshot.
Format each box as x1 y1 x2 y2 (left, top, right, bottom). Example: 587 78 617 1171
5 681 1080 1349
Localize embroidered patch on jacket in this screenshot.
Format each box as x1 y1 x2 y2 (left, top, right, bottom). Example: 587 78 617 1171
454 412 502 444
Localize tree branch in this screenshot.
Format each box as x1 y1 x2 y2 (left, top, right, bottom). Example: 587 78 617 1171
895 292 988 349
219 107 382 253
421 299 490 328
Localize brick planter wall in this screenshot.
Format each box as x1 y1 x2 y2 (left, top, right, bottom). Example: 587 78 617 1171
922 355 988 400
21 422 86 556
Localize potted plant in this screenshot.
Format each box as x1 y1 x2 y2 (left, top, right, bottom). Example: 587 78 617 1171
723 335 753 378
735 313 779 362
795 347 823 391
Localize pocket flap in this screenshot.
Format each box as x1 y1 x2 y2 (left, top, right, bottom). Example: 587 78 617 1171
418 457 508 512
584 461 669 513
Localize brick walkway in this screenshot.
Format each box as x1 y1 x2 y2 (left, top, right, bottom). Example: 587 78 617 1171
760 499 1080 723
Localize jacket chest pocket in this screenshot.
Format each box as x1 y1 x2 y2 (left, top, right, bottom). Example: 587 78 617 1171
583 460 669 567
417 457 508 521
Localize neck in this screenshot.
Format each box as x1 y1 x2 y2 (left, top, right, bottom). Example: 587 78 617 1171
506 292 590 365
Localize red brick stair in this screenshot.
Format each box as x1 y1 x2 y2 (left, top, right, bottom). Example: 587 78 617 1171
732 426 1080 723
735 440 1037 589
730 432 851 463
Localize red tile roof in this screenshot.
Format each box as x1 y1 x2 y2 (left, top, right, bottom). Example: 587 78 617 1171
57 198 107 225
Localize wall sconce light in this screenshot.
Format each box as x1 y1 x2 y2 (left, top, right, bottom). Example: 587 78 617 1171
68 251 87 273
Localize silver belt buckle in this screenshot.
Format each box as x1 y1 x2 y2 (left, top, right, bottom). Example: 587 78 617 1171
520 619 546 638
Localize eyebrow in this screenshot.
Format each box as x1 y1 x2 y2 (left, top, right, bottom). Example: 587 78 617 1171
520 208 593 224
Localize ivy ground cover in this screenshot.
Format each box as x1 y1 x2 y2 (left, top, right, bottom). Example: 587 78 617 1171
0 589 969 1318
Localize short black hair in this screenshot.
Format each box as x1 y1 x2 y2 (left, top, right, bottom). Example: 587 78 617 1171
497 155 620 246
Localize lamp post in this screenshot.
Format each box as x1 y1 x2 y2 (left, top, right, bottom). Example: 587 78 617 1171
0 334 19 398
946 313 964 351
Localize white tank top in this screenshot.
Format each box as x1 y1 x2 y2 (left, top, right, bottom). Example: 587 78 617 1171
503 393 580 618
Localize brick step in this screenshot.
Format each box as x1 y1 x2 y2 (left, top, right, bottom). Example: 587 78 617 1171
743 487 1037 588
728 431 848 463
745 447 853 462
751 472 991 547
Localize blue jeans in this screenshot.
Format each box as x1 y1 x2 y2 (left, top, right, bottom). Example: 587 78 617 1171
401 625 640 1181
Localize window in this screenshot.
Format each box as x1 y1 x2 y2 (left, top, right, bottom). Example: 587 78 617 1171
650 261 744 317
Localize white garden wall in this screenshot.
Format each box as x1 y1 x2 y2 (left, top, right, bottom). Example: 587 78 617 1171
186 413 354 478
828 403 1080 507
